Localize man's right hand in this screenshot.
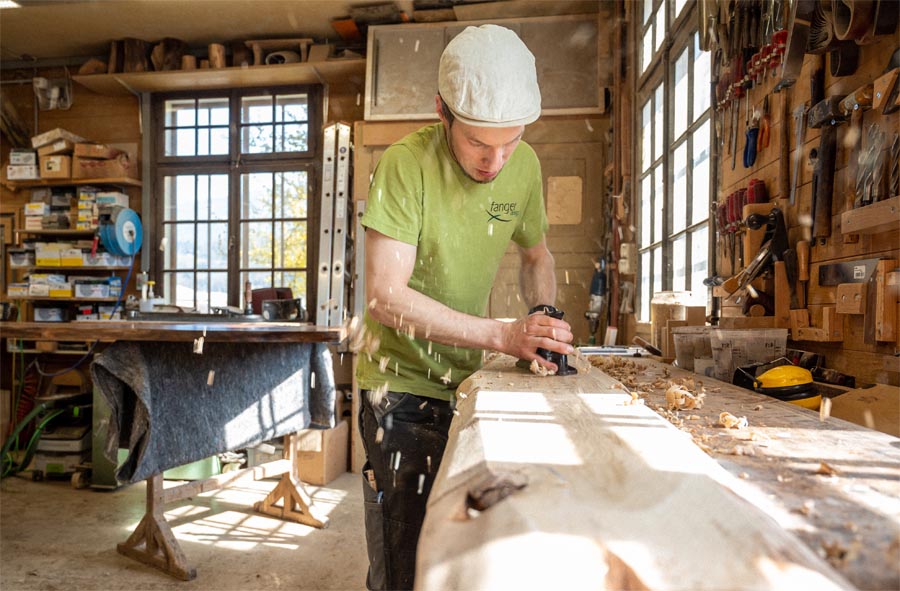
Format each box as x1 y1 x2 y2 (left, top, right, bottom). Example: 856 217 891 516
499 309 573 372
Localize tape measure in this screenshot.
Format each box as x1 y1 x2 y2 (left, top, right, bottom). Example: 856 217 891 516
99 206 143 256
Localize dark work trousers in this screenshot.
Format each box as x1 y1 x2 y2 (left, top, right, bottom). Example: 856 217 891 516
359 390 453 591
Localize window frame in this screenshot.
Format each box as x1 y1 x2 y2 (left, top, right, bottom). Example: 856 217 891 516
635 0 713 323
150 85 322 311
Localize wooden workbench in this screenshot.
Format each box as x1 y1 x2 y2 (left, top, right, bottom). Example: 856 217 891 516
1 320 346 581
417 353 899 591
0 320 345 343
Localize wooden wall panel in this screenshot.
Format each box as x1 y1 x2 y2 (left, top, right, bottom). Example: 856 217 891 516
715 34 900 386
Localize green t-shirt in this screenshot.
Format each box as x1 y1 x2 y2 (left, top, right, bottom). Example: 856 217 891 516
356 123 547 400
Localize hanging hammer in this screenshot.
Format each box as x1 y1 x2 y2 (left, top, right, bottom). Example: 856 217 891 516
807 96 850 244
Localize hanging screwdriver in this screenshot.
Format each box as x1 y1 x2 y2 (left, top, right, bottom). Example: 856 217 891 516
743 109 760 168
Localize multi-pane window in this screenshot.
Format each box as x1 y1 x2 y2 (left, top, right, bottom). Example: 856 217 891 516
637 0 712 322
154 88 319 312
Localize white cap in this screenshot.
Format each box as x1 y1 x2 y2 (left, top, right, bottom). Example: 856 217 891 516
438 25 541 127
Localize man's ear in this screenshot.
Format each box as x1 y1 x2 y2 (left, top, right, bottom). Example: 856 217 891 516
434 94 446 124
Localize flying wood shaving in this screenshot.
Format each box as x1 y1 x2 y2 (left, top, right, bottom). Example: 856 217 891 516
815 461 840 476
440 368 452 384
718 412 748 429
793 500 815 516
819 397 832 422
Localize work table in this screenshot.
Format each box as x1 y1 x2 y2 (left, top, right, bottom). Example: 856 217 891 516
0 320 346 343
417 354 899 591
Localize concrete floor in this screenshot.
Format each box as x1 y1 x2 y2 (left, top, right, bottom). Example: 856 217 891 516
0 471 368 590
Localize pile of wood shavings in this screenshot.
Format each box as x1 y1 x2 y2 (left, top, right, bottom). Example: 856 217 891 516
589 356 758 455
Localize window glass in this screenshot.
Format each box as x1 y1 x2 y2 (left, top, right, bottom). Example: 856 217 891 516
640 250 651 322
692 120 711 225
655 4 666 51
693 34 710 119
653 165 664 242
672 234 686 291
653 85 664 161
641 100 653 172
674 47 689 139
690 225 708 296
672 142 687 233
163 98 229 156
652 245 663 293
641 175 652 247
642 27 653 73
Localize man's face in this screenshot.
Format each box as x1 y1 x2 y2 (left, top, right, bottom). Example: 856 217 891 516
438 107 524 183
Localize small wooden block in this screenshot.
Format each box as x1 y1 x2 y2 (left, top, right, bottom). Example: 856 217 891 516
821 306 843 340
836 283 866 315
790 309 810 334
873 68 899 110
876 260 898 342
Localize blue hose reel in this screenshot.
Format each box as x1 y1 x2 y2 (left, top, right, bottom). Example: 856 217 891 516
98 206 143 257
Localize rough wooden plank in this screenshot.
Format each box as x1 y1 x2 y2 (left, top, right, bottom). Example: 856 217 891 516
417 355 855 591
585 356 900 591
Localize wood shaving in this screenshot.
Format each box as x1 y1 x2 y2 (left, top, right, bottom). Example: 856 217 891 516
666 384 705 410
529 359 555 377
815 461 840 476
718 411 748 429
729 444 756 456
793 500 815 516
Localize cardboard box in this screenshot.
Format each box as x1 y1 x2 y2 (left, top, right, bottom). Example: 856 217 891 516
10 149 37 165
74 143 123 160
25 202 50 217
72 153 137 179
37 139 75 157
7 283 29 298
61 248 84 266
829 384 899 437
39 155 72 179
31 128 85 149
33 306 67 322
295 419 349 486
34 245 61 267
6 164 40 180
96 191 129 207
48 282 73 298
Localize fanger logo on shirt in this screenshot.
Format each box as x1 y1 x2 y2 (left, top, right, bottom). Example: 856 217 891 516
485 201 519 223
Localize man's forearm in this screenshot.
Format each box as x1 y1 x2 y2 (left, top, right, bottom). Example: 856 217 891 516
368 286 504 352
519 248 557 308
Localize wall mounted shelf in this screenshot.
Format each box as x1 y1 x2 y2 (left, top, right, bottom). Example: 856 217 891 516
73 59 366 96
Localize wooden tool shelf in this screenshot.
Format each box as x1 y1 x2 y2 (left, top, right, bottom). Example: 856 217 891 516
840 196 900 235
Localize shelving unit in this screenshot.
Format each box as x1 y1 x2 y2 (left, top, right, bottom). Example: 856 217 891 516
6 178 142 323
73 59 366 96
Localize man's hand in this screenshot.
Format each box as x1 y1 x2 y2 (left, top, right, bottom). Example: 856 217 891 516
499 309 574 372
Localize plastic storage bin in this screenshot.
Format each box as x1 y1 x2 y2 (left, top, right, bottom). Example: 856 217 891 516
709 328 788 382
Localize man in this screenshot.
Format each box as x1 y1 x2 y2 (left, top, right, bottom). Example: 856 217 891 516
356 24 574 590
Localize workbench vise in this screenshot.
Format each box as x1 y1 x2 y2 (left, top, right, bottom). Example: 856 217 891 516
530 304 577 376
